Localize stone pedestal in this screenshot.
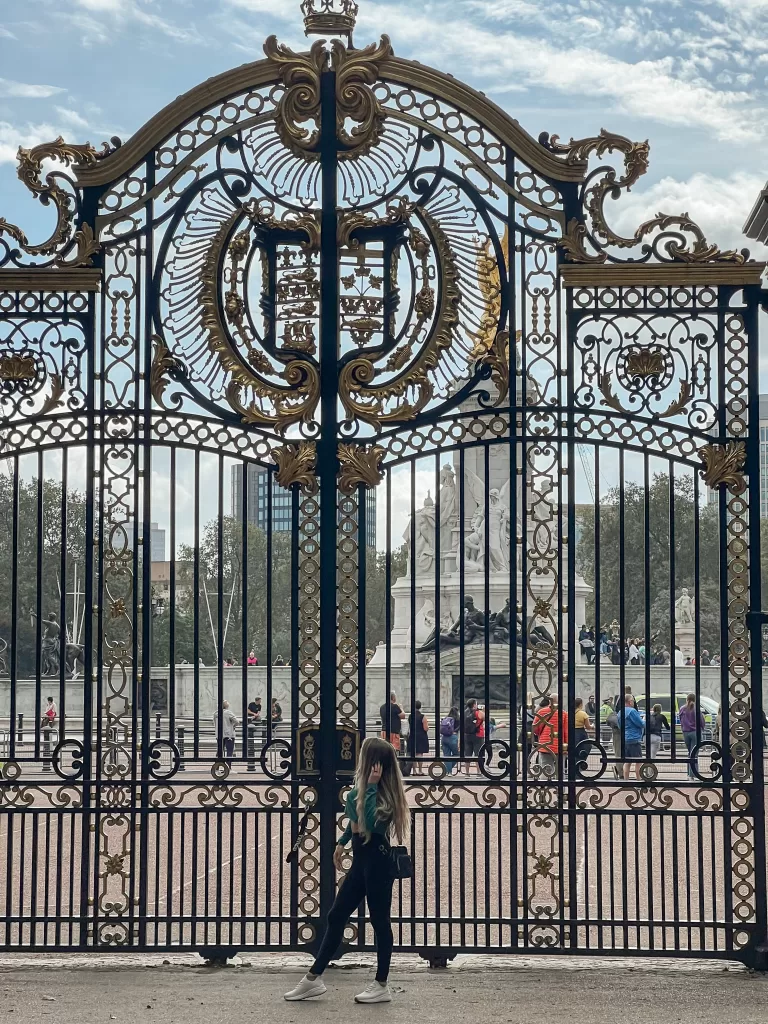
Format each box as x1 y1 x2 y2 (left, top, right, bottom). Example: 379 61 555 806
372 567 592 670
674 624 696 661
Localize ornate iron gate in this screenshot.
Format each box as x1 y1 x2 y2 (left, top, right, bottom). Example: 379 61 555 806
0 0 766 964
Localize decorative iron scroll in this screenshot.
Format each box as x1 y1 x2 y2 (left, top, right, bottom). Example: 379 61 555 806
0 137 116 267
546 128 748 266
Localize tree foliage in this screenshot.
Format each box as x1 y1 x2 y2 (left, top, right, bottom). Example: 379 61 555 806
576 472 722 650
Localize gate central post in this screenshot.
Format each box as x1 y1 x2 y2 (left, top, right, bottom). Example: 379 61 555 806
317 58 342 931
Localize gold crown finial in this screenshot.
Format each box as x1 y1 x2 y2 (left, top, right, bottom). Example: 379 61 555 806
301 0 358 41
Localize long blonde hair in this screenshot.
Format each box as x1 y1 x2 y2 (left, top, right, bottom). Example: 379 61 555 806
355 737 409 845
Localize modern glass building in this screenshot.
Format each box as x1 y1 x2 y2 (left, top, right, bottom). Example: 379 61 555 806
231 464 377 548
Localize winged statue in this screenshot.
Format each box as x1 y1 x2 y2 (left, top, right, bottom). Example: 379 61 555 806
463 470 513 573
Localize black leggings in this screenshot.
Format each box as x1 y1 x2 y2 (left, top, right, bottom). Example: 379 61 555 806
311 835 394 983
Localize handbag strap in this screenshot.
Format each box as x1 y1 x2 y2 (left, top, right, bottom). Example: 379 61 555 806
285 807 312 864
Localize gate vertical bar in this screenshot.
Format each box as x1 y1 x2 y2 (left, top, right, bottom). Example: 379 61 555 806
317 56 340 928
746 284 767 963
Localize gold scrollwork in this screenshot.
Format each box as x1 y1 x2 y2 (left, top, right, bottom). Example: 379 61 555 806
264 34 393 161
273 440 318 491
337 442 386 493
699 440 747 493
598 371 691 420
339 209 460 426
149 336 185 409
200 212 320 432
551 129 745 265
0 137 108 262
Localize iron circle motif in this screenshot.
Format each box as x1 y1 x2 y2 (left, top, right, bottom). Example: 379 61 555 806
690 741 723 783
52 739 85 781
477 739 512 781
260 738 293 781
574 740 607 781
148 739 181 781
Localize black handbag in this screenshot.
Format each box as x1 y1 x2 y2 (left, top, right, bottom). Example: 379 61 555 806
388 844 413 880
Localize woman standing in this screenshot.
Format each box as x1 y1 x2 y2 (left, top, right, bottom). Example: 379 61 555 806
408 700 430 775
440 706 460 774
647 703 669 761
679 693 705 778
284 738 409 1004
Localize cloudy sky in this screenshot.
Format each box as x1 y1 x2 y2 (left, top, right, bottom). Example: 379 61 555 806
1 0 767 547
2 0 768 250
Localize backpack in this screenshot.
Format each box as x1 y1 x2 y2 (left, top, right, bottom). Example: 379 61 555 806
440 716 455 737
464 709 478 735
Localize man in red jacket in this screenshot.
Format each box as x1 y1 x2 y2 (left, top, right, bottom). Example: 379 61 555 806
532 695 567 779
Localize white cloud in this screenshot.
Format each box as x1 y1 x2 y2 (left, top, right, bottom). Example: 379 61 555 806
0 27 17 39
0 120 61 164
68 0 203 44
53 106 90 130
0 77 65 99
356 4 762 143
607 171 768 258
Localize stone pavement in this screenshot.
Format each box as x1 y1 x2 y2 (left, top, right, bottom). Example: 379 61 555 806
2 953 768 1024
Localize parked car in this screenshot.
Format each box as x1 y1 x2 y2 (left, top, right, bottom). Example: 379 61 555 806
633 693 718 744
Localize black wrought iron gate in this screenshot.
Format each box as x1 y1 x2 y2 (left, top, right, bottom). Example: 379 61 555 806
0 0 766 965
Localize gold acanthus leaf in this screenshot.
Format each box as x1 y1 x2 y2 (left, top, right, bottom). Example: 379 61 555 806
273 441 318 492
263 35 393 162
0 137 110 260
150 336 185 410
551 129 746 265
699 440 747 494
338 443 386 494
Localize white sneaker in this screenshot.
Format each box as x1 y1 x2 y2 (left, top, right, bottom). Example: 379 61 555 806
354 981 392 1004
284 975 327 1001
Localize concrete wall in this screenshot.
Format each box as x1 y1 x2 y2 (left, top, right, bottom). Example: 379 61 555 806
0 663 764 729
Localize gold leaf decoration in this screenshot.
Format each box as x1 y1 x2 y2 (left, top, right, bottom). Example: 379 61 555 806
0 137 110 260
263 34 393 162
339 209 459 426
150 337 185 410
699 440 747 493
273 441 318 491
598 372 691 419
625 348 665 379
0 353 36 381
550 130 746 265
337 443 386 494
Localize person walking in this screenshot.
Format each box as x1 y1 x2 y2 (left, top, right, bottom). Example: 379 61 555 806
407 700 430 774
618 694 645 781
573 697 592 762
380 692 405 750
440 706 460 774
532 695 567 779
579 625 595 665
679 693 705 778
213 700 238 765
462 698 484 775
647 703 669 761
284 737 409 1004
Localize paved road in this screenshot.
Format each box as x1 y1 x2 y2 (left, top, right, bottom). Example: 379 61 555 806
2 955 768 1024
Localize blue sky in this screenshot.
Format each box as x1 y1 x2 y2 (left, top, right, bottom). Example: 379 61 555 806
2 0 768 543
2 0 768 254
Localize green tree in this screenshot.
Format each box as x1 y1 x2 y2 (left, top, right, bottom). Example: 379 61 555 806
576 473 721 650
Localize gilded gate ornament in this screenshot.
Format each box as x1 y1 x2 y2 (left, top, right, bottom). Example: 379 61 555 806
547 129 747 265
699 440 747 493
273 440 318 490
0 136 112 264
337 442 386 493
